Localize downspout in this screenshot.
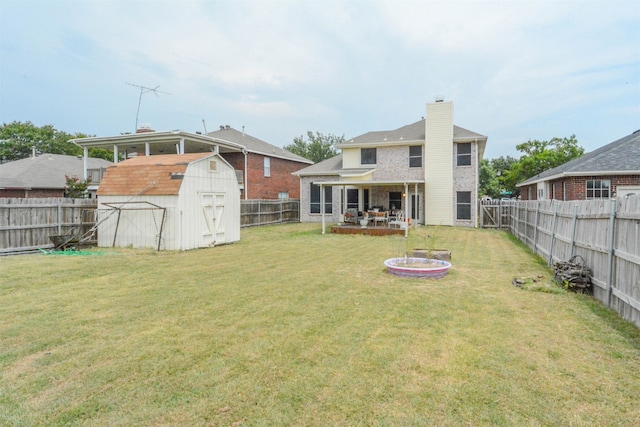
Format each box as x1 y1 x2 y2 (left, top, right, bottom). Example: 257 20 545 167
243 149 248 200
475 137 479 227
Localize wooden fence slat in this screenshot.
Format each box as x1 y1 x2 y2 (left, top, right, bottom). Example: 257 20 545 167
486 198 640 328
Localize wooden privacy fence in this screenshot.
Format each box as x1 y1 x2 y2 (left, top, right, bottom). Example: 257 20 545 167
505 197 640 328
0 198 97 254
241 199 299 227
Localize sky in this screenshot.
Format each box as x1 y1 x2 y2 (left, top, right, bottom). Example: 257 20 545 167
1 0 639 159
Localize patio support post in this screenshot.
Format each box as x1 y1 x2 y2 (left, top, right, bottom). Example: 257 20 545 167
83 146 88 181
179 137 185 154
113 144 119 163
404 182 409 237
320 183 326 235
145 142 150 156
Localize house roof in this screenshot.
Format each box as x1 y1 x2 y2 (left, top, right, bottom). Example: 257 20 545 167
338 119 487 145
517 130 640 187
207 126 313 164
0 153 112 190
292 154 343 176
294 118 489 178
336 119 487 159
97 153 215 196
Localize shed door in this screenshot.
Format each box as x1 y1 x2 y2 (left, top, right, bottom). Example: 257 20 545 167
200 193 226 247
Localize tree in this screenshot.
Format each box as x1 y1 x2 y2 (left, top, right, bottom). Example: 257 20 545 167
64 175 91 198
479 159 501 199
502 135 584 197
0 121 112 162
284 131 342 163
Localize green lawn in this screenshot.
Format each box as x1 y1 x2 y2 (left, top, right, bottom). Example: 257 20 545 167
1 224 639 426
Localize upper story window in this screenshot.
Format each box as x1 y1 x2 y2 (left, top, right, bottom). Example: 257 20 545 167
409 145 422 167
586 179 610 199
361 148 376 165
457 143 471 166
264 157 271 177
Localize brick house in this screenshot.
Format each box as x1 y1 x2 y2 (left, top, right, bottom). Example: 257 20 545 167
293 100 487 230
207 126 312 199
0 153 112 198
517 130 640 201
73 128 312 200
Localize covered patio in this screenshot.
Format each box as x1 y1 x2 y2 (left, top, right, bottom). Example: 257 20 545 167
316 179 424 237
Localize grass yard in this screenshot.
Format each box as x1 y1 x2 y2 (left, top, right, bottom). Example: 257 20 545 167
1 223 639 426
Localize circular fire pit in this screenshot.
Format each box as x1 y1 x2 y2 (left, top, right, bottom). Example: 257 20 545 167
384 257 452 279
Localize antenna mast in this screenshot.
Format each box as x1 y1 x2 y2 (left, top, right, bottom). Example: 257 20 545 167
126 82 171 131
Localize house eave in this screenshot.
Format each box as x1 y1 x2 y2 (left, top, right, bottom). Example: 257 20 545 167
335 139 423 149
517 170 640 187
313 179 424 186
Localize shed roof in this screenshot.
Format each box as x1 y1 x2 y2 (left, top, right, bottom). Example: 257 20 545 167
517 130 640 187
97 153 214 196
0 153 112 189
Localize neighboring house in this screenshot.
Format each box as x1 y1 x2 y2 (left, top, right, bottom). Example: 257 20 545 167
72 127 312 200
208 125 313 199
96 153 240 250
517 130 640 201
0 153 112 198
293 100 487 229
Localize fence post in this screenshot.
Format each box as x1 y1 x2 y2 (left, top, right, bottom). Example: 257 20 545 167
548 201 559 267
606 199 617 307
569 203 578 258
533 202 540 256
57 199 63 235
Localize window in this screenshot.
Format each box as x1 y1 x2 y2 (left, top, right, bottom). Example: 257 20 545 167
586 179 610 199
278 192 289 199
361 148 376 165
264 157 271 177
310 183 332 214
388 192 402 211
457 143 471 166
456 191 472 220
409 145 422 167
346 188 359 209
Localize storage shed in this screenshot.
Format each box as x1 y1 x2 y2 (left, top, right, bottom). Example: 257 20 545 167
96 153 240 250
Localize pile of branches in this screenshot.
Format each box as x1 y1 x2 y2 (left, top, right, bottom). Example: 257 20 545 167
554 255 592 293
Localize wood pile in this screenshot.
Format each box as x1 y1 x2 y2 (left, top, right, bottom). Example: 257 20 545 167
554 255 592 293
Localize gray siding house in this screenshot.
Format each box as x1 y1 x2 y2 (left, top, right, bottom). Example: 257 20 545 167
294 100 487 230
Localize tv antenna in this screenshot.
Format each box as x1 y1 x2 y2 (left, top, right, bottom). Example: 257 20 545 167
126 82 171 131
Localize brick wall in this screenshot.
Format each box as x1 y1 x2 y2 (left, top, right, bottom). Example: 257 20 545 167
520 175 640 201
0 189 64 198
221 152 308 199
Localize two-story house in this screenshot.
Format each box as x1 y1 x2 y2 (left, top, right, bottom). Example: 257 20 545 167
293 100 487 231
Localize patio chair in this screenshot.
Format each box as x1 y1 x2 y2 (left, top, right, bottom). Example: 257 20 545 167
389 211 407 229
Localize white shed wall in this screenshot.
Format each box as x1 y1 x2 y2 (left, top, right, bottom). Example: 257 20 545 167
97 154 240 251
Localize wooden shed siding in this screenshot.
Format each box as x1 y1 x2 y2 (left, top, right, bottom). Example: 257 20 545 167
97 154 240 250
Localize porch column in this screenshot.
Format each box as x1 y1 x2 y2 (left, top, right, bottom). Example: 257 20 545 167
179 137 185 154
320 183 326 235
145 142 150 156
113 145 119 163
83 146 88 180
404 183 409 237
